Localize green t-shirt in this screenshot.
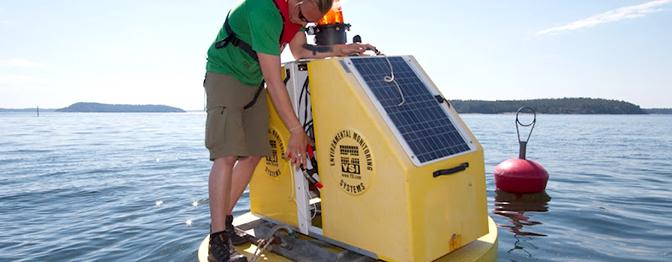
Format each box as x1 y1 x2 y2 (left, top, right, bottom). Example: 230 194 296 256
206 0 283 86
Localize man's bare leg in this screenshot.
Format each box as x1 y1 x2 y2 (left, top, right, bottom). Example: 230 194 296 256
209 156 238 233
228 156 262 214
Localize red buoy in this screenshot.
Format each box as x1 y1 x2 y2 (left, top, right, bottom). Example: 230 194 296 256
494 107 549 193
495 159 548 193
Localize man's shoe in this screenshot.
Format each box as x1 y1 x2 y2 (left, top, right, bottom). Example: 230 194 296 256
226 215 251 245
208 231 247 262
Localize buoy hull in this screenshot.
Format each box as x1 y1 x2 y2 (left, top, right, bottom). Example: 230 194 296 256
494 159 548 193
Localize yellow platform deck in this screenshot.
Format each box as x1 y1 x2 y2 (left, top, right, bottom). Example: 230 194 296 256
198 212 498 262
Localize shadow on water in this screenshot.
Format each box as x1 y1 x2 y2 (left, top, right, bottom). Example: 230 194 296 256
494 189 551 258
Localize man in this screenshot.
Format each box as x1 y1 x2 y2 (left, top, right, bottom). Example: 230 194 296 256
203 0 375 261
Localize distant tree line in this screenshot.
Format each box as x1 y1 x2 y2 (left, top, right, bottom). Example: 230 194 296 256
56 102 185 113
449 98 647 114
3 98 669 114
643 108 672 114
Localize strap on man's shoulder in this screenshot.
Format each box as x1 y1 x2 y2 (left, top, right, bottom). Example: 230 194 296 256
214 12 259 62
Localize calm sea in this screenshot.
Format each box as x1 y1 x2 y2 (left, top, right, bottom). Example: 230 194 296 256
1 112 671 261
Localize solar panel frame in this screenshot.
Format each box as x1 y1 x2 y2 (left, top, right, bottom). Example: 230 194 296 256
343 56 475 166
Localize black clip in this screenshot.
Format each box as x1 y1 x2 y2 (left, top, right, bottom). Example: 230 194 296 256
434 95 446 104
215 36 232 49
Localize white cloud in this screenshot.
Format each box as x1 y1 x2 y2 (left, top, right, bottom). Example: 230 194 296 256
1 58 46 68
537 0 672 35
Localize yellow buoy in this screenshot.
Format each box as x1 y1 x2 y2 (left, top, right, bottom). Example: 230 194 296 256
201 56 498 261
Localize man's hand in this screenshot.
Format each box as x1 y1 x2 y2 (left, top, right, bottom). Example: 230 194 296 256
286 128 309 168
334 43 378 57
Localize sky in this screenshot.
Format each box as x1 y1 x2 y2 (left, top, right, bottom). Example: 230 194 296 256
1 0 671 110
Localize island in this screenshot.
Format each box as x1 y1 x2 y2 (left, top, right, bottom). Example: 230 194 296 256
2 98 670 114
449 98 650 114
55 102 185 113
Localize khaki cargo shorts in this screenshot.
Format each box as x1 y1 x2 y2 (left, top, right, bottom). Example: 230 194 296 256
204 72 271 161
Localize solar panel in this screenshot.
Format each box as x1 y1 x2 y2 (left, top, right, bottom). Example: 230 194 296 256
348 56 471 164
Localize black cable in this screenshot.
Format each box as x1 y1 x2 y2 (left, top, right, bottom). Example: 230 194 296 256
300 77 314 139
302 77 310 123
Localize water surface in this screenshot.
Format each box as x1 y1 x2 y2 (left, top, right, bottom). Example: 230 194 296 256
1 113 670 261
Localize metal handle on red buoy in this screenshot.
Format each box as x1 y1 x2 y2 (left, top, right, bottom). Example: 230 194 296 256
516 107 536 160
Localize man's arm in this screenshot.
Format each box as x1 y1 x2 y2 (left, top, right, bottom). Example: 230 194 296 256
258 53 308 167
288 31 377 59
